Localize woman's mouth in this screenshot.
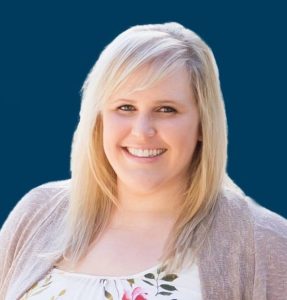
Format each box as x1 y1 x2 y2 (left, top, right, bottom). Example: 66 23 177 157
125 147 167 158
122 147 167 162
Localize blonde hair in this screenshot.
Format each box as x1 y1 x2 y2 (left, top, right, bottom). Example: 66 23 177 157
62 22 230 271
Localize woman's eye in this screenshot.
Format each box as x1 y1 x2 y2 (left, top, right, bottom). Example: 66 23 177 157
117 105 176 113
118 105 135 111
158 106 176 113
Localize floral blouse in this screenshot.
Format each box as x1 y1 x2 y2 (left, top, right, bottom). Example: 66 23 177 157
20 263 202 299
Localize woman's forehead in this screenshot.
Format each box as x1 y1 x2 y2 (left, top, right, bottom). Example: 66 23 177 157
110 63 191 99
108 67 194 106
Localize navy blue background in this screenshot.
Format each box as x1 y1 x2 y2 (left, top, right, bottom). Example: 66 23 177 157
1 1 286 226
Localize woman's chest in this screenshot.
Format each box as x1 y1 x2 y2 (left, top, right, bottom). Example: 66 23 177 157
59 228 169 277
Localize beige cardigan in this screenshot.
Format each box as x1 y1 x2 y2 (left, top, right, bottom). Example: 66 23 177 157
0 179 287 300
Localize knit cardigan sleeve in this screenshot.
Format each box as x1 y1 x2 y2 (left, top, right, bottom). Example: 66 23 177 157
0 188 40 291
0 180 69 300
249 197 287 300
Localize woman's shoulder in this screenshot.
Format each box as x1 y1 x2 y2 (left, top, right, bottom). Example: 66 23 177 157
245 195 287 250
219 180 287 243
242 195 287 295
28 178 71 197
0 180 71 297
11 179 70 215
0 179 70 243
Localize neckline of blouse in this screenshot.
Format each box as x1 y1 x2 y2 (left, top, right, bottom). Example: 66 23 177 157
52 263 164 280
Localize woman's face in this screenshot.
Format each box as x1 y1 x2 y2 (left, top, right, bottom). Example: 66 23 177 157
102 66 201 195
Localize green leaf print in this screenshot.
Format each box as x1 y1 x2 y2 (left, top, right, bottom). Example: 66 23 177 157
144 273 155 279
49 289 66 300
58 290 66 296
161 274 178 281
158 291 173 296
141 266 178 297
127 278 135 287
160 284 177 291
105 290 113 300
142 279 154 286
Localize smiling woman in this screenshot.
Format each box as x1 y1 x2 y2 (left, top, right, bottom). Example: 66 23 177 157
1 22 287 300
102 67 201 195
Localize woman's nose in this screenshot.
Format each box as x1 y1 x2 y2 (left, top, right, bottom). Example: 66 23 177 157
131 114 156 138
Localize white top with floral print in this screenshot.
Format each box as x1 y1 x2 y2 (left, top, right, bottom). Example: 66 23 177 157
20 263 202 300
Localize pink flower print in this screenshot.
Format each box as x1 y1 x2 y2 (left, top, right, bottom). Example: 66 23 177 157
122 287 147 300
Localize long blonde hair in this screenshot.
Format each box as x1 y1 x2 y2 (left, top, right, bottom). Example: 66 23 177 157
62 22 230 271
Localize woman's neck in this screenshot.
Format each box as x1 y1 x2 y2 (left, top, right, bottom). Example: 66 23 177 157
109 180 186 231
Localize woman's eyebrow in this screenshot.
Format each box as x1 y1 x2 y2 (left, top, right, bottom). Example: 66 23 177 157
112 98 183 105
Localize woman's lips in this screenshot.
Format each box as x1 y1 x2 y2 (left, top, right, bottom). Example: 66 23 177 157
121 147 166 163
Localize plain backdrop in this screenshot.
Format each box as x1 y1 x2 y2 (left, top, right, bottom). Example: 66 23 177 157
1 1 286 226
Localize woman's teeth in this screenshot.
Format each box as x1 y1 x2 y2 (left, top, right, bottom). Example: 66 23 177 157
126 147 166 158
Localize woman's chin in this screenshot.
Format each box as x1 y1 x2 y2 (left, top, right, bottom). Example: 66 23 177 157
118 178 164 195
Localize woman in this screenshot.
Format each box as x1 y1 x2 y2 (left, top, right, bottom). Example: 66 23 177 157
1 22 287 300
